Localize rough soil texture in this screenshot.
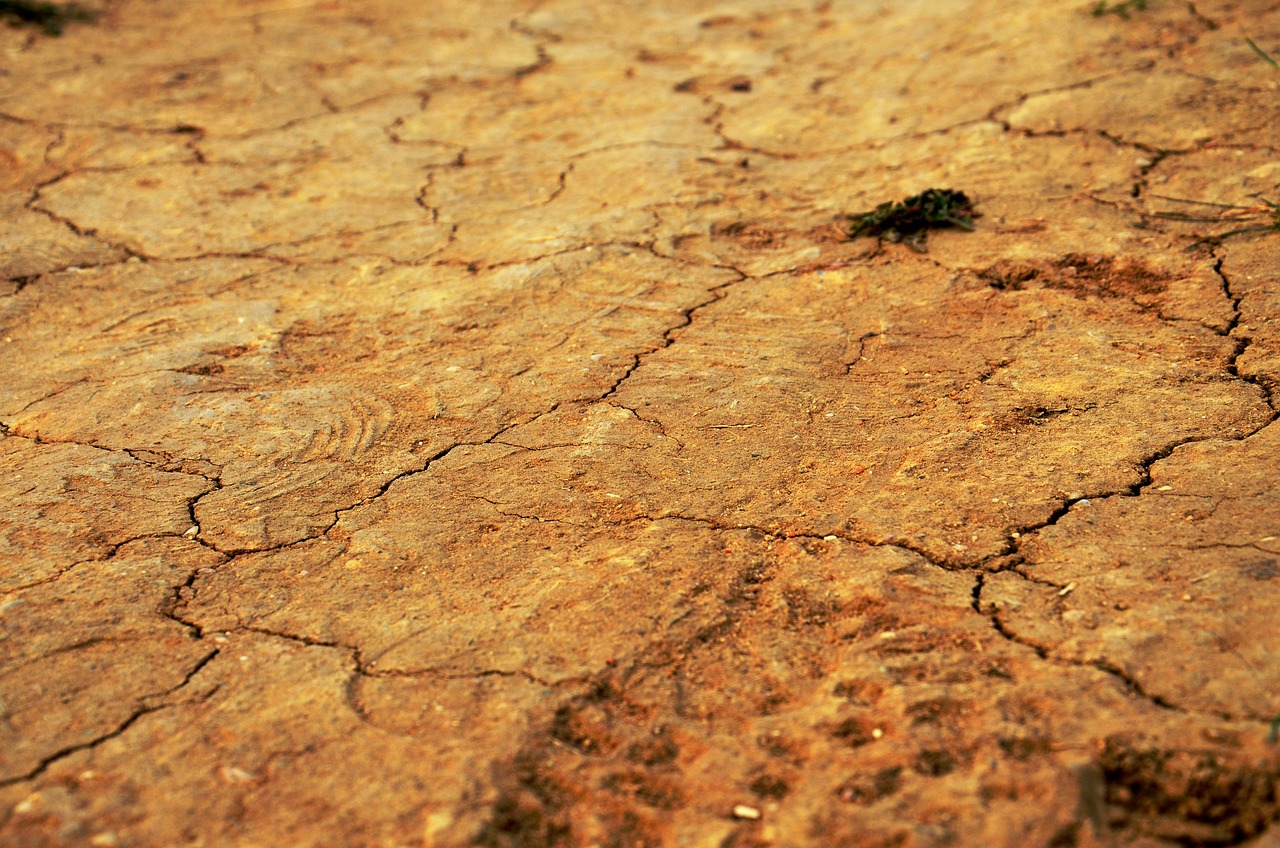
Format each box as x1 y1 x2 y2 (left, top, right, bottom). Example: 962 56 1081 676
2 1 1279 846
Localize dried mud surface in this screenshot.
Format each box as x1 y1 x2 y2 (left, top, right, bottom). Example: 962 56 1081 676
1 1 1279 846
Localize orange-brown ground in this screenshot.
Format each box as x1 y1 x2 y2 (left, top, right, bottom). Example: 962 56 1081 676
2 1 1279 845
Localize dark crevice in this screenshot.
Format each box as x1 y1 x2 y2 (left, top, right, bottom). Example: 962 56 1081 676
513 45 552 79
1216 253 1278 416
0 647 220 789
1090 657 1192 714
975 546 1261 726
599 272 745 403
1130 149 1174 200
302 404 575 548
842 331 884 376
990 614 1048 661
473 495 589 527
970 572 985 614
242 625 355 657
0 708 162 789
606 400 686 451
238 624 560 691
985 62 1155 130
1096 129 1191 157
164 569 206 637
545 165 570 204
2 429 228 565
4 535 185 596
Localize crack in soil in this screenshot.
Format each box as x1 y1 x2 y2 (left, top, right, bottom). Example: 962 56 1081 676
0 648 220 789
238 622 562 704
972 568 1235 723
599 274 746 403
969 255 1278 719
1217 254 1279 412
5 6 1280 841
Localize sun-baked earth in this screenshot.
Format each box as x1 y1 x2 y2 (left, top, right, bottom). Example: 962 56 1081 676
2 1 1279 846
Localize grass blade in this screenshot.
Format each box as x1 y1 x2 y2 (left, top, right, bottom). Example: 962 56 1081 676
1246 36 1279 69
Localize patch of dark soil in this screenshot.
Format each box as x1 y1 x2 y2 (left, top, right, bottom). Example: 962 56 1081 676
1099 737 1280 845
914 748 959 777
478 678 680 847
981 254 1170 301
836 767 904 805
748 771 792 799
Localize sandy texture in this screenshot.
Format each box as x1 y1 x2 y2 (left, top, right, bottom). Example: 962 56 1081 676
2 1 1279 845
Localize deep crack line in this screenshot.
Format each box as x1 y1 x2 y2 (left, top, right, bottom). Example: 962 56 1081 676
976 259 1275 551
1216 252 1278 416
189 303 742 557
0 648 220 789
281 404 575 555
600 273 745 403
972 565 1264 725
0 707 167 789
3 529 223 597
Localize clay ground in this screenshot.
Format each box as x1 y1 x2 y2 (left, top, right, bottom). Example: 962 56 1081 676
1 0 1279 845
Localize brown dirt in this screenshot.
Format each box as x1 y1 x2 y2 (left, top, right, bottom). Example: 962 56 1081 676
1 1 1279 846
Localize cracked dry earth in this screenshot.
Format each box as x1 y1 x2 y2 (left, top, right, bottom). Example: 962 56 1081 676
2 1 1280 846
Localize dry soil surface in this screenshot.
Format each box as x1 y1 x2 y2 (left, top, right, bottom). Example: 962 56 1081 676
2 1 1280 846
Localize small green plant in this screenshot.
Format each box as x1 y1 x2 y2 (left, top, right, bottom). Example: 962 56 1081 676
0 0 95 35
1246 36 1279 69
1091 0 1148 18
845 188 979 253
